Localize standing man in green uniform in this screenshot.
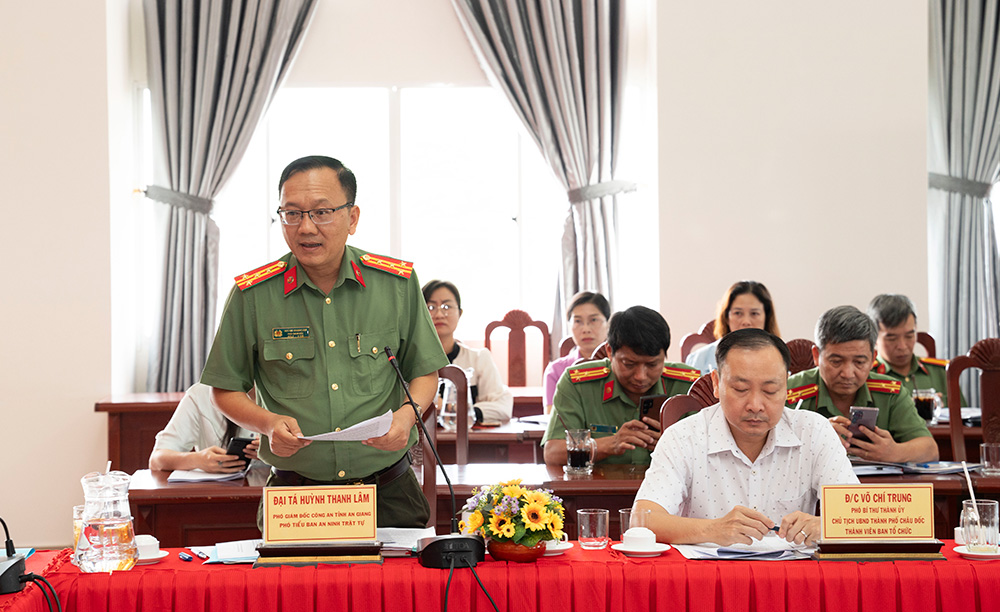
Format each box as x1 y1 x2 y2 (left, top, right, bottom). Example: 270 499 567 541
867 293 964 407
201 156 449 528
787 305 937 463
542 306 701 467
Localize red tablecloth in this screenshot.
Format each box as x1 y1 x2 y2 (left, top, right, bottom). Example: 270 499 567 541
3 542 1000 612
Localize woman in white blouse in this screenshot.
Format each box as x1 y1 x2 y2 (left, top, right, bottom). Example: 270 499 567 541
422 280 514 424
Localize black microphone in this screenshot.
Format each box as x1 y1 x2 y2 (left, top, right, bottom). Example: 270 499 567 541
384 347 484 568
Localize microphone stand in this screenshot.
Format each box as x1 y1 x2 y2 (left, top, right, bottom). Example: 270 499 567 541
384 347 484 568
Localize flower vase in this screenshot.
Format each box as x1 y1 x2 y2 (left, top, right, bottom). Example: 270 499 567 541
487 539 546 563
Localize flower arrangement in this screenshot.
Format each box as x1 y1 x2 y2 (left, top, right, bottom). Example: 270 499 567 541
460 479 565 547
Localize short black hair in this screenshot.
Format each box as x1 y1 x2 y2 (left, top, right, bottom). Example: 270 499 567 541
278 155 357 203
606 306 670 356
868 294 917 330
421 279 462 310
716 328 790 372
815 305 878 352
566 291 611 320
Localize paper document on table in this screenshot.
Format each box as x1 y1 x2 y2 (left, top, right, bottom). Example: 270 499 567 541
377 527 437 556
674 534 812 560
209 539 263 564
299 410 393 441
167 467 249 483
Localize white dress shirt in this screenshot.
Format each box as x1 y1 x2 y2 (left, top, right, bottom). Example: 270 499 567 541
635 403 858 522
153 383 254 452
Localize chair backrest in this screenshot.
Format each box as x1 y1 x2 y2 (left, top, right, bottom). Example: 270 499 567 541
590 341 609 361
680 319 716 361
559 336 575 357
418 401 438 528
660 395 704 429
917 331 937 358
438 364 471 465
485 309 551 386
786 338 817 375
688 373 717 408
946 338 1000 461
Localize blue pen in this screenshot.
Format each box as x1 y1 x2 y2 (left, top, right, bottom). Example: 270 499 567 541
178 552 193 562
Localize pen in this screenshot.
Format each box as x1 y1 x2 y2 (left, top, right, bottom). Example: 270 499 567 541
178 552 193 562
190 549 209 560
769 526 780 533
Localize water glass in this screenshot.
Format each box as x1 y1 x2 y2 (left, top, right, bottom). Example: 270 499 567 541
619 507 650 538
577 508 609 549
911 388 940 422
981 443 1000 477
565 429 596 475
961 499 999 553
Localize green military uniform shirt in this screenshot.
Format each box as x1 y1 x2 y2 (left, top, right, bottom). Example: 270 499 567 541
542 358 700 465
786 368 931 443
872 355 966 407
201 246 449 481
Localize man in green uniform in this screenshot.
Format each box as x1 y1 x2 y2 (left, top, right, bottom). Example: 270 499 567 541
201 156 448 529
542 306 700 466
787 305 937 463
867 293 964 407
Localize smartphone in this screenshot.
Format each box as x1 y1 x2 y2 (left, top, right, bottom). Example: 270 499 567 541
225 437 254 467
638 394 669 431
847 406 879 444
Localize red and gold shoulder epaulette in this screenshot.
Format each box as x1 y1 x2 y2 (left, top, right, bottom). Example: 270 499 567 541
359 253 413 279
919 357 949 368
569 366 610 384
786 383 818 404
662 365 701 383
235 260 287 291
866 378 901 394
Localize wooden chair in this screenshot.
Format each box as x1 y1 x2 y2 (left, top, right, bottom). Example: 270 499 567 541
590 342 610 361
786 338 817 374
946 338 1000 461
688 373 717 408
659 395 704 429
438 365 471 465
417 400 439 528
680 319 716 361
559 336 575 357
485 309 551 386
917 331 937 358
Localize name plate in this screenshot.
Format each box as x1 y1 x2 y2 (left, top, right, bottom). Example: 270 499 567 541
263 485 377 544
821 484 934 541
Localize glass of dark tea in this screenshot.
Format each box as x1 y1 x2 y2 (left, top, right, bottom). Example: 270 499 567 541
565 428 596 475
911 388 940 423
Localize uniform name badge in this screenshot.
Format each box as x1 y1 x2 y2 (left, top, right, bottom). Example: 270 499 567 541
263 485 377 544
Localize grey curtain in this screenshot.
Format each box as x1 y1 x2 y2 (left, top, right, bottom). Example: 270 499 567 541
928 0 1000 406
450 0 630 349
143 0 318 391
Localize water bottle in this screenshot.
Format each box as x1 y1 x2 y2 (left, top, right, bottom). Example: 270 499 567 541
74 471 138 572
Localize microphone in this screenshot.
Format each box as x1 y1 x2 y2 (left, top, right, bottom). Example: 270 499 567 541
384 347 484 568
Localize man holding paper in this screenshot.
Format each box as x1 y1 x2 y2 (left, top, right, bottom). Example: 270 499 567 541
201 155 448 528
634 329 858 546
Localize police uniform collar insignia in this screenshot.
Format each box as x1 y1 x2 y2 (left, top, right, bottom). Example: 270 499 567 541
873 361 887 374
866 378 901 394
351 260 366 287
235 259 287 291
786 383 819 403
569 365 610 383
602 380 615 401
662 365 700 382
359 253 414 279
283 266 298 296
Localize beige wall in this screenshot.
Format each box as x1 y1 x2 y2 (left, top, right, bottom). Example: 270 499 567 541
0 1 121 547
658 1 928 357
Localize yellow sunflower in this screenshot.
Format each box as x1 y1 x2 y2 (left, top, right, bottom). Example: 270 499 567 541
489 514 512 538
501 521 517 538
502 484 527 499
521 502 548 531
498 478 523 487
465 510 484 534
548 510 564 534
521 489 549 506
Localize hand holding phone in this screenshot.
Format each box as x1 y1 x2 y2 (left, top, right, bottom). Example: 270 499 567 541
225 437 254 467
847 406 879 445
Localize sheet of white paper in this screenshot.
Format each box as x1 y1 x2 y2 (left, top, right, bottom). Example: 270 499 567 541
299 410 393 441
215 539 262 562
376 527 437 551
167 468 248 483
674 535 813 561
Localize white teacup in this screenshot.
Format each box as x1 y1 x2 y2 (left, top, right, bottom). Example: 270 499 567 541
622 527 657 550
545 532 570 549
135 534 159 558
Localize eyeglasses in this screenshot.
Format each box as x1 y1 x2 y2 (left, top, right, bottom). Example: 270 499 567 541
427 303 457 314
276 203 354 225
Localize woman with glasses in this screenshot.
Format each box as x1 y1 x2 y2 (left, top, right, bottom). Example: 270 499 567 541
542 291 611 414
422 280 513 424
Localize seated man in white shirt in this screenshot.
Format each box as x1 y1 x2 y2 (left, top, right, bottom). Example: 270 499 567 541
634 328 858 546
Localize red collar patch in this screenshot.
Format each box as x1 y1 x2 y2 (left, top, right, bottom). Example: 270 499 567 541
283 266 298 296
603 380 615 401
351 260 366 287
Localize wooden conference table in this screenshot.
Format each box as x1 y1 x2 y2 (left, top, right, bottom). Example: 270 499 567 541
96 391 546 473
4 542 1000 612
129 463 1000 549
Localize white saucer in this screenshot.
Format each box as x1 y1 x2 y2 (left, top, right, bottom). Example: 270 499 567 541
611 542 670 557
135 550 169 565
543 541 573 556
954 545 1000 560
